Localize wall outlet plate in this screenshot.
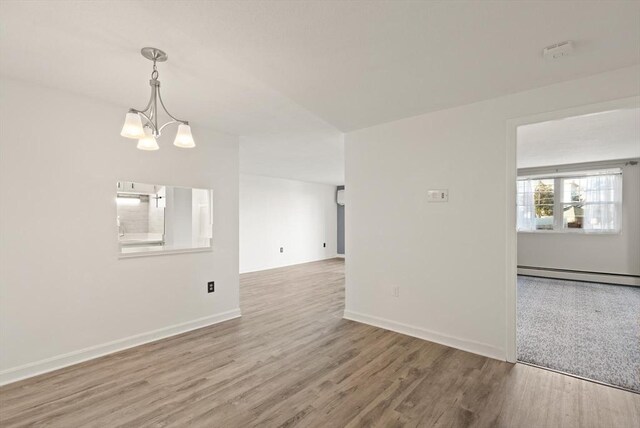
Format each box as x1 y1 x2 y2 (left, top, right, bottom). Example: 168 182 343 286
207 281 215 293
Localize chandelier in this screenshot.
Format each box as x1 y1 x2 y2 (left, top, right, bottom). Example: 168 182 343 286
120 47 195 151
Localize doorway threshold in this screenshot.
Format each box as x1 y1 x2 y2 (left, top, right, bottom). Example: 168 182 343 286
516 360 639 395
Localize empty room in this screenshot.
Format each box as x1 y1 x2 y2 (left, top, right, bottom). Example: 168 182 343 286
1 1 639 427
516 105 640 392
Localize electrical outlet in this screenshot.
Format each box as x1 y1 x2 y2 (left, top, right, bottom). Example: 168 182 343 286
393 286 400 298
323 243 326 248
280 247 284 253
207 281 215 293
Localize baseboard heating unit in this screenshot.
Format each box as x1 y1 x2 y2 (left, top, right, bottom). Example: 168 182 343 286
517 266 640 287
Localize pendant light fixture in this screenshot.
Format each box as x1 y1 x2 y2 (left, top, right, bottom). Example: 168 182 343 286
120 47 195 150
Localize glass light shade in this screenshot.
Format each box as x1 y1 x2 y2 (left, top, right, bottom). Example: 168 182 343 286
137 128 159 151
173 124 196 148
120 112 145 139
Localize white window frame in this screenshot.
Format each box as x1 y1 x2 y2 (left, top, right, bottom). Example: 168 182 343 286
517 168 622 234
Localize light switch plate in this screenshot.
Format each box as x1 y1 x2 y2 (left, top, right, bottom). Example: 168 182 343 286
427 189 448 202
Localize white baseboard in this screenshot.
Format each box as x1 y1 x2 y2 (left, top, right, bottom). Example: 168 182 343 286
336 254 345 259
343 310 505 361
240 254 340 274
0 308 242 386
517 268 640 286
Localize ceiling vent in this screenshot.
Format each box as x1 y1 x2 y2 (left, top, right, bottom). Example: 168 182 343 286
543 41 574 60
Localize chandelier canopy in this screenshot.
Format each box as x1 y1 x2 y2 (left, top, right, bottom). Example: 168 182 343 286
120 47 195 151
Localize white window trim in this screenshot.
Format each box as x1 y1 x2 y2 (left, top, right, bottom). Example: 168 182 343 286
516 168 623 234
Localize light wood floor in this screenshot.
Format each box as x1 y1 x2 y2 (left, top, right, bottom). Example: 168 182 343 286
1 258 638 427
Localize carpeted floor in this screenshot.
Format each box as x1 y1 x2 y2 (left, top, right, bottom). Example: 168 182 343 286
517 276 640 392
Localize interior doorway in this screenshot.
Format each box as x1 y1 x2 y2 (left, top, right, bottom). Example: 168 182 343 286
508 98 640 392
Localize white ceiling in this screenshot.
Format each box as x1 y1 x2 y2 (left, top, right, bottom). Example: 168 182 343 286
517 108 640 169
1 1 639 184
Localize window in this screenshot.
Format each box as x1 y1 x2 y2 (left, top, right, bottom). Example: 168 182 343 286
517 169 622 233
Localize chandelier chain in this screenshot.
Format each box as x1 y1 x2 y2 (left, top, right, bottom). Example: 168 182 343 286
151 60 159 80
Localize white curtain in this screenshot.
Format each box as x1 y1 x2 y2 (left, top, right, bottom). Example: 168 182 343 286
517 179 536 231
583 174 622 232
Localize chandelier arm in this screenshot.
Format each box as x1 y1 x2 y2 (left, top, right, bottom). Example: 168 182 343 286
128 93 156 131
152 83 159 135
134 111 157 134
157 87 188 125
158 120 182 134
129 87 155 117
143 88 155 114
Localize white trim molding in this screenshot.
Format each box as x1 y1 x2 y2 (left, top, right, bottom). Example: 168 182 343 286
0 309 241 386
343 310 505 361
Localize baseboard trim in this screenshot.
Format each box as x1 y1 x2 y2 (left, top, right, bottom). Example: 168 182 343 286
240 255 340 274
517 267 640 286
343 310 505 361
0 308 242 386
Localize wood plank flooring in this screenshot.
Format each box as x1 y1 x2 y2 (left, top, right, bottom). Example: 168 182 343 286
1 258 638 427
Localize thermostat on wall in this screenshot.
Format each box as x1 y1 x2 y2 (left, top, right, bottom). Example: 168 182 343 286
427 189 448 202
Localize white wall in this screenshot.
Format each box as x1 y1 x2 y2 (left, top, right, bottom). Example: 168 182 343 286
518 161 640 277
240 174 337 273
344 65 640 360
0 78 240 384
